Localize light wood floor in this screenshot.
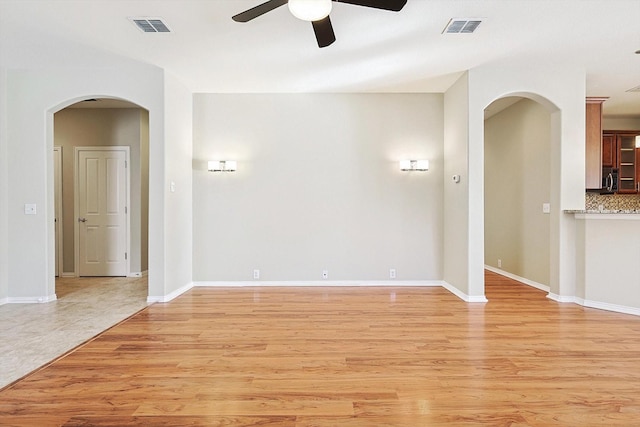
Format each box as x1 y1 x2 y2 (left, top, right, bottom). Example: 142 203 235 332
1 271 640 426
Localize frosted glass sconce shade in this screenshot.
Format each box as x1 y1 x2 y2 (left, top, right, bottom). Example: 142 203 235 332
400 159 429 171
208 160 237 172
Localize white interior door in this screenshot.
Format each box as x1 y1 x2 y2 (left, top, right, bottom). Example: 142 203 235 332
76 148 129 277
54 147 63 277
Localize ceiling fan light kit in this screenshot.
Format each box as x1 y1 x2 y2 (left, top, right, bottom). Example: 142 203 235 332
232 0 407 48
288 0 332 21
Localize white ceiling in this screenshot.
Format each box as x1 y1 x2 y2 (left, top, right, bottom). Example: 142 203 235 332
1 0 640 116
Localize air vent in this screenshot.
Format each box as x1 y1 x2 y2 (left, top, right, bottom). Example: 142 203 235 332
129 17 171 33
443 18 482 34
626 85 640 93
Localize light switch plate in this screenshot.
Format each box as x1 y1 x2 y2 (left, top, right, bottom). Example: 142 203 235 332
24 204 37 215
542 203 550 214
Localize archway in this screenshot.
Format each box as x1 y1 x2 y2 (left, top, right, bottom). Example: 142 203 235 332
482 92 561 298
48 95 150 299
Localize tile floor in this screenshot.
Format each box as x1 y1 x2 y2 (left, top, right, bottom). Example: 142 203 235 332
0 276 149 388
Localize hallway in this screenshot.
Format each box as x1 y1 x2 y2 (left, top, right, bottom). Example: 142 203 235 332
0 276 148 388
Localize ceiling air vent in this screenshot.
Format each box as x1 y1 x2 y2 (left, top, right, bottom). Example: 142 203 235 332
129 17 171 33
443 19 482 34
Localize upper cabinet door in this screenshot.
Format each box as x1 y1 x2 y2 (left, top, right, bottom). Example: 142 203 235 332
585 98 607 189
602 133 616 169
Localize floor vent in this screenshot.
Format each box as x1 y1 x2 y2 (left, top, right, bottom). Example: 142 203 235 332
130 17 171 33
443 18 482 34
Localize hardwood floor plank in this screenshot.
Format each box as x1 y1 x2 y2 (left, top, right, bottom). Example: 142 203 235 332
2 271 640 425
61 415 296 427
133 399 354 416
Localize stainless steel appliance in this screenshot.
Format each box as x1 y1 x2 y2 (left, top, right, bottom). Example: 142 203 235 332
601 167 618 194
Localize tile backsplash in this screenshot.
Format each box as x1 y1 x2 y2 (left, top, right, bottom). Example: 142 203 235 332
585 192 640 211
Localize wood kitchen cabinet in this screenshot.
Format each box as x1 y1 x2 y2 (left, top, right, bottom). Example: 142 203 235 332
617 133 637 193
602 133 616 168
603 130 639 193
637 144 640 192
585 98 607 189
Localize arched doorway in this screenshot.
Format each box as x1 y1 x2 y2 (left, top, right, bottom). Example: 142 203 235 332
482 93 561 297
49 96 149 298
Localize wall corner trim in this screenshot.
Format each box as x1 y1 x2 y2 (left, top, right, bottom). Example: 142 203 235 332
434 281 487 303
546 293 577 303
147 282 193 303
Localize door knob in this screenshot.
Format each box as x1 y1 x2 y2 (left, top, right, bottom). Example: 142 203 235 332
78 217 87 223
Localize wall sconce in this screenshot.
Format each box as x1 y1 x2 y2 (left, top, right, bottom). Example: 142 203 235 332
399 159 429 171
208 160 237 172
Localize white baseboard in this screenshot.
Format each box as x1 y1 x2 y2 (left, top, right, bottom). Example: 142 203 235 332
193 280 441 288
0 297 8 306
194 280 488 303
60 272 76 278
572 297 640 317
127 272 143 278
546 293 577 303
147 282 193 303
441 281 488 303
7 294 57 304
485 265 550 292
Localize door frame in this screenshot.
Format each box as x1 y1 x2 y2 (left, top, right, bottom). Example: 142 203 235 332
54 146 63 277
73 146 131 277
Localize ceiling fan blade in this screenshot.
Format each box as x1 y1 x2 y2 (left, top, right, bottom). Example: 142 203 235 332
333 0 407 12
312 16 336 48
232 0 288 22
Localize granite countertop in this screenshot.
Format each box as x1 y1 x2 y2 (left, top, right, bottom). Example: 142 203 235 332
566 209 640 214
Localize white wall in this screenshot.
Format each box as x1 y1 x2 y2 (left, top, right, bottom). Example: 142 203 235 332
485 99 551 286
192 93 443 282
141 110 150 272
603 116 640 130
443 73 474 298
575 216 640 313
3 61 171 301
157 73 192 299
0 66 7 302
466 63 585 299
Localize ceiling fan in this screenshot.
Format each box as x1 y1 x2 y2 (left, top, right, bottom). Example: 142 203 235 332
232 0 407 48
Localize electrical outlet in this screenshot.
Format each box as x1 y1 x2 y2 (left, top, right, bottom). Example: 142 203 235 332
253 269 260 279
389 268 396 279
498 259 502 268
322 270 328 279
